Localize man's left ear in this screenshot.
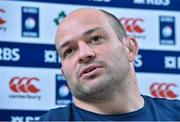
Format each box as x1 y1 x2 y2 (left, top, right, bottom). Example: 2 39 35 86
124 37 139 62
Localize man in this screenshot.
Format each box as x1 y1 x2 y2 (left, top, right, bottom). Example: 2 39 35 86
40 8 180 121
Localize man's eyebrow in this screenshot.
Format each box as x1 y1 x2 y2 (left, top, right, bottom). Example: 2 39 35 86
84 27 105 35
58 27 105 51
59 40 72 51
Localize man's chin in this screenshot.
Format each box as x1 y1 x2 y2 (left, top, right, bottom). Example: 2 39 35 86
80 78 107 91
77 82 111 100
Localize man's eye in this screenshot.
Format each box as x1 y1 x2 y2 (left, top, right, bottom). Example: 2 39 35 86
63 48 74 58
90 36 103 44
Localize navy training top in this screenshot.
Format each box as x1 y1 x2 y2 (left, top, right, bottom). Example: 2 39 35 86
40 95 180 121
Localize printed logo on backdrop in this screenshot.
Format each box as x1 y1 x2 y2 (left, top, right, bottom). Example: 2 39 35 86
134 54 143 68
0 41 61 68
120 17 145 41
44 50 61 64
0 8 7 32
0 110 46 121
164 56 180 70
150 82 178 99
21 7 39 38
159 16 175 45
8 76 41 100
0 47 20 62
11 116 39 122
56 74 72 106
135 49 180 74
54 11 66 26
133 0 170 6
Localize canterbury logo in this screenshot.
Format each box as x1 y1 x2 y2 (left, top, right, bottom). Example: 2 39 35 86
0 9 6 25
120 18 144 33
9 77 40 93
150 82 178 99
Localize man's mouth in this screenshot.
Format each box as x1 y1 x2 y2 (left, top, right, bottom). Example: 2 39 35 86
79 64 102 78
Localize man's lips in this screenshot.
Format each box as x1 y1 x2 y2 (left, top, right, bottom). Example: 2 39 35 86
79 64 102 78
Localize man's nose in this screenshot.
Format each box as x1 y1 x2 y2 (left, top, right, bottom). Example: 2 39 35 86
78 41 96 63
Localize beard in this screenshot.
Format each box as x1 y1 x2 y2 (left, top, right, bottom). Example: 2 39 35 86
64 63 130 103
68 74 113 103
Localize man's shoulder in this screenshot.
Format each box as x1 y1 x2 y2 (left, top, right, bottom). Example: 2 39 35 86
40 103 73 121
144 95 180 105
143 95 180 112
142 95 180 120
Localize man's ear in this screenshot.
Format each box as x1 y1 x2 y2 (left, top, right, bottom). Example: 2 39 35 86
124 37 139 62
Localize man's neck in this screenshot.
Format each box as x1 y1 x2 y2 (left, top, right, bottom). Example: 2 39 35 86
73 90 144 115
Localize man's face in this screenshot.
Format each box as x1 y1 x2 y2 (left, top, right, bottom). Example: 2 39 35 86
56 9 131 102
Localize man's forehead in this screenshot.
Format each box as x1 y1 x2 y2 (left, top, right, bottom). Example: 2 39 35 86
55 8 111 47
67 8 105 19
56 9 109 39
59 8 107 27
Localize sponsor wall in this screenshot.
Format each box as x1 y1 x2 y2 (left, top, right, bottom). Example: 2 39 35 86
0 0 180 121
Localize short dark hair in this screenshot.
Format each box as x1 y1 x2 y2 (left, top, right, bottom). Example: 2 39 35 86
100 10 127 40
